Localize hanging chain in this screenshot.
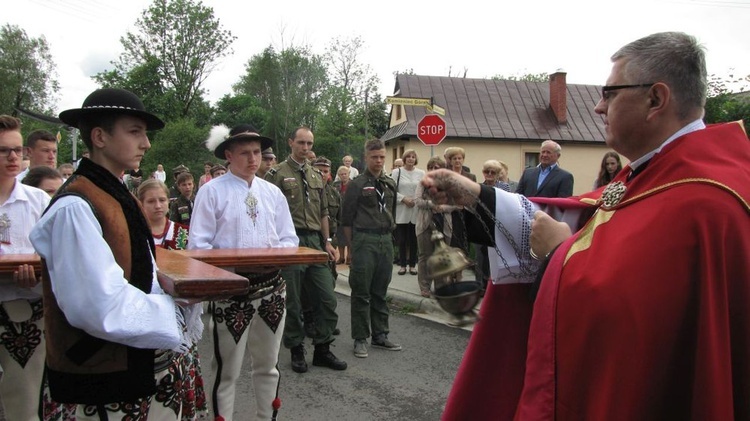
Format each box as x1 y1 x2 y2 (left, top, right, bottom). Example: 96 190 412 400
469 198 538 279
427 176 538 280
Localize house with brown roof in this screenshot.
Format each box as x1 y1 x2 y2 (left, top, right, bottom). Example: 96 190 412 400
381 73 622 195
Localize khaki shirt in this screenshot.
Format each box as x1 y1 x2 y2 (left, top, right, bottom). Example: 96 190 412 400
340 169 396 232
325 182 341 235
169 194 194 226
265 156 328 231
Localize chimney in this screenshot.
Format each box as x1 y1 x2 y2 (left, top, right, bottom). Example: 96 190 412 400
549 69 567 124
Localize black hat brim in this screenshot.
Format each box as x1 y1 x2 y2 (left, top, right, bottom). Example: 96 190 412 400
214 134 273 159
59 108 165 131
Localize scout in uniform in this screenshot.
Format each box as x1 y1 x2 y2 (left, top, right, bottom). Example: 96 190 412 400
265 127 346 374
341 138 402 358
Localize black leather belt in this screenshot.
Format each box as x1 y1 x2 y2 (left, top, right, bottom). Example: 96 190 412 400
235 270 284 301
355 227 391 235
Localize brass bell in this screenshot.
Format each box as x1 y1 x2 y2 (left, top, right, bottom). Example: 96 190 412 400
426 228 472 279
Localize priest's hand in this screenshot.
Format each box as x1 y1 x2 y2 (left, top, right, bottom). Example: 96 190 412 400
421 169 480 206
530 211 571 259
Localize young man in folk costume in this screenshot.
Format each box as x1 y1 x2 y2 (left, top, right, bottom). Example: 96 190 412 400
0 115 55 419
30 88 203 420
189 124 298 421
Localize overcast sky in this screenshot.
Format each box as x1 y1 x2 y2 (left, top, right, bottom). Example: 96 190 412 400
4 0 750 114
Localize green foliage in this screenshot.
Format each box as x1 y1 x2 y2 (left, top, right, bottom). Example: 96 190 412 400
144 118 217 182
492 72 549 82
211 94 268 130
314 36 385 168
233 45 329 157
394 69 416 77
101 0 235 118
56 129 87 165
0 24 59 116
704 73 750 127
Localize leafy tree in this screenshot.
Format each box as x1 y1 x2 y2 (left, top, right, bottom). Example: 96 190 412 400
144 118 216 182
233 45 328 156
316 36 385 167
101 0 235 118
394 69 416 77
492 72 549 82
94 57 181 121
211 94 268 132
704 72 750 127
0 24 59 116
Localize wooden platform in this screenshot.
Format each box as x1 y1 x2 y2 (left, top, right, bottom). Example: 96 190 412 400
0 247 328 300
176 247 329 272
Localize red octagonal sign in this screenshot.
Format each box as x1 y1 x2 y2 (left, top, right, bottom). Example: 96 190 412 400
417 114 446 146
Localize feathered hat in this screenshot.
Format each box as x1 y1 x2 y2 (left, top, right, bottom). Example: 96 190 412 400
205 124 273 159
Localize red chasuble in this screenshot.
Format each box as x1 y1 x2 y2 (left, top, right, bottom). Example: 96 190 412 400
443 122 750 420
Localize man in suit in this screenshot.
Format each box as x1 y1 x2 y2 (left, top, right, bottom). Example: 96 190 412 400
516 140 574 197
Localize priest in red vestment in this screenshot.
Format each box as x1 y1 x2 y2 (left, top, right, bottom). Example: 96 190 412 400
424 32 750 421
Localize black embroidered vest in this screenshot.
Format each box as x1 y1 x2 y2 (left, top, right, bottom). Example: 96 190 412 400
41 158 157 404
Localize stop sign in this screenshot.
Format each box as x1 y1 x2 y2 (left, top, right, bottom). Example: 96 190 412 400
417 114 446 146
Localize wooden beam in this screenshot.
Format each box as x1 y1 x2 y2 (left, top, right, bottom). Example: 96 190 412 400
155 248 249 299
0 247 329 300
175 247 328 271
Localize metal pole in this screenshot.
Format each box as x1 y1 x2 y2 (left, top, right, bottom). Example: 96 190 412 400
70 129 78 163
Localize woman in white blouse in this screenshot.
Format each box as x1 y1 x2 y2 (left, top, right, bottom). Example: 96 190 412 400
391 150 425 275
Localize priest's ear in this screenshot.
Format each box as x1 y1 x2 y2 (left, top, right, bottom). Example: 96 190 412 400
646 82 671 119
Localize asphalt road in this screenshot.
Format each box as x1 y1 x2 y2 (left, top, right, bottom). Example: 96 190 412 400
197 293 471 420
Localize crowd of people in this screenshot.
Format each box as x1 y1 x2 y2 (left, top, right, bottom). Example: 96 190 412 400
0 30 746 420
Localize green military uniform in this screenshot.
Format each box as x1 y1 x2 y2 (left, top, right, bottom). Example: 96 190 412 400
265 156 338 348
340 168 396 341
324 182 341 247
169 194 194 226
323 180 341 283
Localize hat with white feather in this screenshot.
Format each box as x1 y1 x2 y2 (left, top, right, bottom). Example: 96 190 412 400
205 123 273 159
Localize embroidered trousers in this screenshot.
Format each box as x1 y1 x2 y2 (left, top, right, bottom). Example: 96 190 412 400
208 286 286 421
76 350 186 421
0 298 46 421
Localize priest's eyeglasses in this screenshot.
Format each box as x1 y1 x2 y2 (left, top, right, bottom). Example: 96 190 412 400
601 84 655 101
0 147 24 158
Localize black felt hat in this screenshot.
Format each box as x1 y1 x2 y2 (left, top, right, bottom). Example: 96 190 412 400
59 88 165 130
208 124 274 159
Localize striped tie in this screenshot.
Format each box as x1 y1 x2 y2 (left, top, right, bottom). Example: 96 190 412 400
375 180 386 213
299 167 310 203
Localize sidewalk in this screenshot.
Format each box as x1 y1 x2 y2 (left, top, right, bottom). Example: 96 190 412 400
333 263 480 331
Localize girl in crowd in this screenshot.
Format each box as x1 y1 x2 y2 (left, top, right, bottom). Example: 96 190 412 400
137 179 208 420
199 161 214 188
21 166 63 197
594 151 623 188
392 150 425 276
